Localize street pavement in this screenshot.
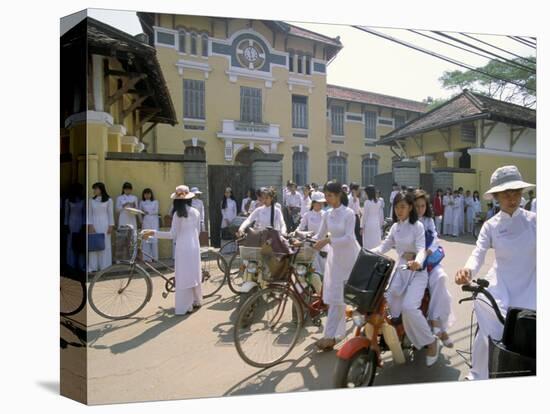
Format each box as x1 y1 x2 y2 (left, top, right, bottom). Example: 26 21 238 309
60 234 495 405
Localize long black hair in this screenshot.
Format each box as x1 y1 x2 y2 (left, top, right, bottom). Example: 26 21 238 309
365 185 377 202
323 180 348 207
392 192 418 224
142 188 155 201
414 189 433 218
173 198 192 218
221 189 235 209
259 187 277 227
92 182 110 203
121 182 133 195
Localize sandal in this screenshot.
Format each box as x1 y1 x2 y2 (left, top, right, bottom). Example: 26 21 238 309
315 337 337 351
433 327 454 348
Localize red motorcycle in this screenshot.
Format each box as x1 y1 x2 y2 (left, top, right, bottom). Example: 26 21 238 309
333 250 430 388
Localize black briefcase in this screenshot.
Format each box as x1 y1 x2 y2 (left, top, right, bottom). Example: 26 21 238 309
344 248 395 313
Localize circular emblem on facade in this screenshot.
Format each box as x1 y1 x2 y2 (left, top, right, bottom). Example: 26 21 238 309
236 39 266 70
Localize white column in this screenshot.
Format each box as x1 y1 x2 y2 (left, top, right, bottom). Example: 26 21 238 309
302 55 307 74
294 53 299 72
92 54 105 112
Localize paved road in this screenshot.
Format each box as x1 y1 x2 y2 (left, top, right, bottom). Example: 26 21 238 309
60 235 494 405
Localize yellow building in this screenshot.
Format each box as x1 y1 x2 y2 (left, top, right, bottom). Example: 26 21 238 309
379 89 536 209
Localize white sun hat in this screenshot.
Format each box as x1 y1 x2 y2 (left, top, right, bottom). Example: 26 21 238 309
484 165 535 200
170 185 195 200
311 191 326 203
190 186 202 195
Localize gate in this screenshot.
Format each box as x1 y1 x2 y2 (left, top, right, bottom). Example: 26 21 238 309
420 173 434 196
374 172 394 217
208 165 251 247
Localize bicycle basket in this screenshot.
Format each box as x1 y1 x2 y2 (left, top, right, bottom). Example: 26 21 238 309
239 246 264 262
344 248 395 313
295 245 316 263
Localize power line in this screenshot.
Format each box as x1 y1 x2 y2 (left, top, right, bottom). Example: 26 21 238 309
508 35 537 49
432 31 535 73
518 36 537 46
459 33 536 65
352 26 536 93
408 29 535 74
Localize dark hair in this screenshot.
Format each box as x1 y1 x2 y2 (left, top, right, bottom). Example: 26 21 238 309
174 198 191 218
349 182 360 192
365 185 377 202
247 188 256 199
121 182 133 194
414 189 433 218
323 180 348 207
221 189 235 209
92 182 110 203
436 188 443 195
392 182 398 187
473 191 480 201
303 184 312 193
392 192 418 224
68 182 84 203
142 188 155 201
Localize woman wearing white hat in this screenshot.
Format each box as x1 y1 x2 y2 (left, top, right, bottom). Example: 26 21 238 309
190 187 206 232
298 191 327 275
143 185 202 315
455 165 536 380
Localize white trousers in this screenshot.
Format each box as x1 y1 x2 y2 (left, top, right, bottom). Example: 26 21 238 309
443 215 453 235
470 294 506 379
175 285 203 315
324 303 347 339
386 271 435 349
434 216 443 236
427 266 455 332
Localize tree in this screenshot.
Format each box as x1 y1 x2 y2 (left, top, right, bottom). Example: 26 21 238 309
438 56 536 108
422 96 448 111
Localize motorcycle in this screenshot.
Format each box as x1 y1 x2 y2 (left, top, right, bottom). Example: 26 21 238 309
333 254 430 388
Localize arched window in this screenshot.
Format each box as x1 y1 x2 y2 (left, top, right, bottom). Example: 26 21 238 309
328 156 347 184
190 33 197 55
362 158 379 187
201 34 209 57
292 151 308 186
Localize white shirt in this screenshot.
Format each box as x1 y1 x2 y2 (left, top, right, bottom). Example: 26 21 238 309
298 209 325 234
241 197 253 215
221 198 237 228
238 205 287 234
191 198 205 229
530 198 537 213
300 195 312 217
116 194 139 228
372 219 426 266
348 195 361 215
389 190 399 206
465 208 536 309
285 192 302 208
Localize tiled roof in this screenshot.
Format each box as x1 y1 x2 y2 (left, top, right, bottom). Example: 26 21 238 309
379 89 536 144
285 23 342 47
63 17 177 125
327 84 428 113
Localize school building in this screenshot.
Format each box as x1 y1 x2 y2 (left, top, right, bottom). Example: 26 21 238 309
60 13 536 249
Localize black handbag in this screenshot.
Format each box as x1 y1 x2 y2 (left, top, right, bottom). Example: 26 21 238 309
344 248 395 313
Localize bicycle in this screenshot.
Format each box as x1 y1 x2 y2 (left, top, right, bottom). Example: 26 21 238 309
233 236 327 368
60 271 86 316
458 278 536 378
88 225 228 320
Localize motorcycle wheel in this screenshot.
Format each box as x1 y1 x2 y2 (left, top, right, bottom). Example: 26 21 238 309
333 348 377 388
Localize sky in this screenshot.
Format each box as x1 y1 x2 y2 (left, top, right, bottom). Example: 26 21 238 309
87 8 535 103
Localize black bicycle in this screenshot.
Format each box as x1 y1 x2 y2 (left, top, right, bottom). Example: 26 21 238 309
458 278 536 378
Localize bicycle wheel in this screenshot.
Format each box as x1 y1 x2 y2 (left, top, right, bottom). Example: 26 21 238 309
60 275 86 316
201 250 227 298
234 285 303 368
88 263 152 320
219 240 240 275
227 253 245 295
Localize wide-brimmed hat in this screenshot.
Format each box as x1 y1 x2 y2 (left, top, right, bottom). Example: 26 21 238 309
190 186 202 195
170 185 195 200
311 191 326 203
484 165 535 200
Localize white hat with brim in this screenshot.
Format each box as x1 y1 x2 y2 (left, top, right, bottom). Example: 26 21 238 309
170 185 195 200
483 165 535 200
311 191 326 203
190 187 202 195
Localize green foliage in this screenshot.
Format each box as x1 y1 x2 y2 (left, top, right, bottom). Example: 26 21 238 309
439 56 536 107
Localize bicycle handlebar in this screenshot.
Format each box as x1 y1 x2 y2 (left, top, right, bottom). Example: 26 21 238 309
460 279 505 325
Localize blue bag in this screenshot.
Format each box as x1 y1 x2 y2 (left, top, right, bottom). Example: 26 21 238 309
423 229 444 272
88 233 106 252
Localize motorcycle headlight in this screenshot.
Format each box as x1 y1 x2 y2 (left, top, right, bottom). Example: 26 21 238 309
352 311 366 328
295 264 307 276
246 261 257 274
